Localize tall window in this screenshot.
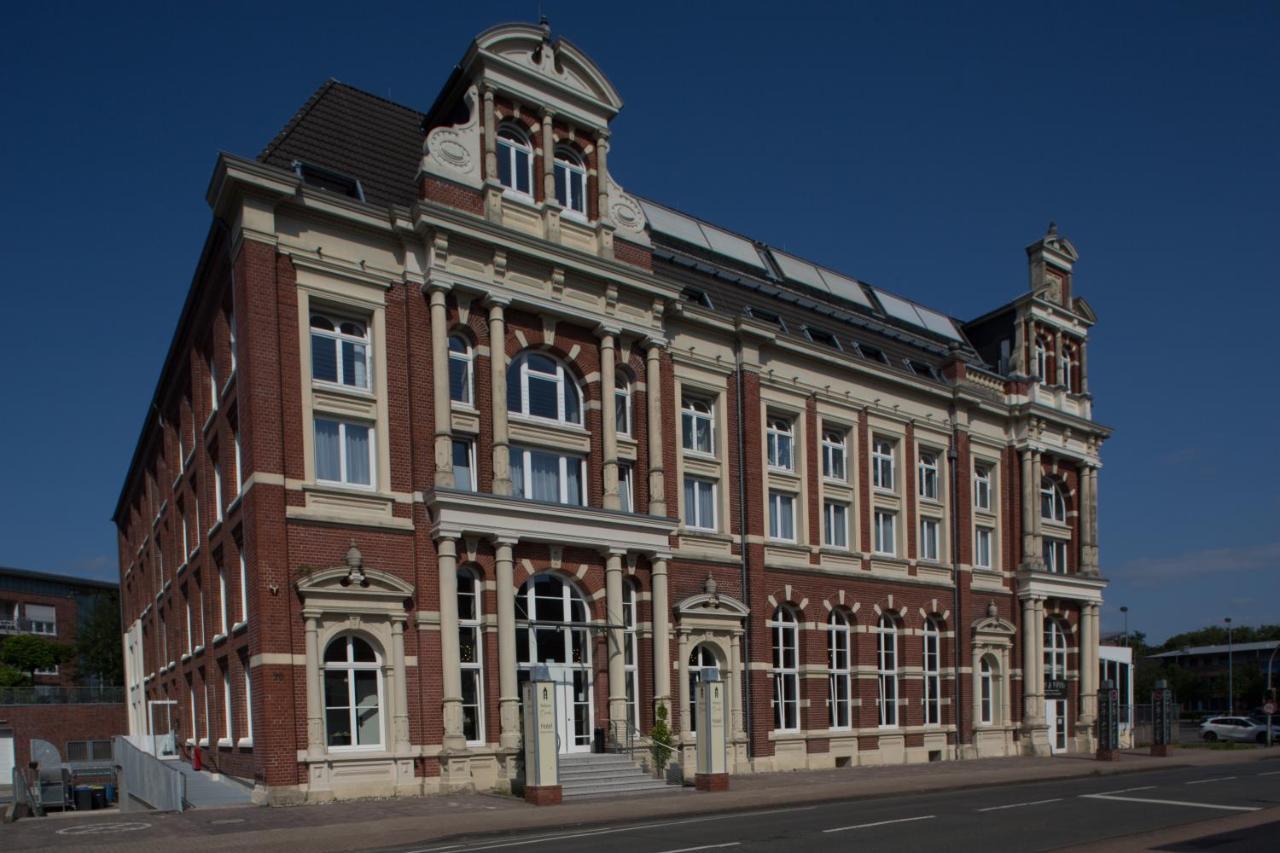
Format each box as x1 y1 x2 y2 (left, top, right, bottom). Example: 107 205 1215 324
688 645 717 733
222 667 233 742
496 125 533 196
1033 335 1049 382
242 655 254 745
770 606 799 731
458 569 485 744
923 618 941 726
1044 619 1067 683
872 438 895 491
874 510 896 556
622 581 639 729
508 352 582 424
237 551 248 626
766 417 794 471
828 612 852 729
768 490 795 541
452 439 476 492
877 615 898 727
822 429 846 480
310 314 370 390
979 657 995 725
315 417 374 487
217 560 228 635
232 428 242 497
1059 345 1075 388
448 336 473 404
918 451 939 501
515 575 593 750
683 476 717 530
618 462 634 513
823 501 848 548
553 146 587 216
323 635 383 749
511 446 584 505
615 372 631 436
227 310 236 375
975 526 994 569
1043 537 1068 574
213 460 224 523
682 398 714 454
974 464 992 510
209 352 219 413
919 517 940 562
1040 478 1067 522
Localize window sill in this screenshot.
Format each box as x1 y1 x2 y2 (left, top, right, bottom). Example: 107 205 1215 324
217 738 233 748
220 372 236 399
186 738 195 746
873 487 897 497
181 653 192 663
236 738 254 748
209 520 223 538
167 661 176 672
232 620 248 634
199 739 210 747
177 561 188 576
189 545 202 562
227 494 243 515
212 633 227 646
193 645 205 656
311 379 375 399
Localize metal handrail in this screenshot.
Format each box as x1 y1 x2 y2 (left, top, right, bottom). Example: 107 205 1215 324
608 719 677 755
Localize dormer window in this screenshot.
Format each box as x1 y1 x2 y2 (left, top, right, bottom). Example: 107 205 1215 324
857 342 889 364
553 146 587 217
803 325 841 350
745 306 786 331
496 125 534 197
293 161 365 201
681 287 714 309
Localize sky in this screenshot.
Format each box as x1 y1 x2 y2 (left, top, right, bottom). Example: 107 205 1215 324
1 1 1276 644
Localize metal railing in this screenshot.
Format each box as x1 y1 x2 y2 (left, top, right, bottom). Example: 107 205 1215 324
607 720 679 779
1132 702 1185 747
11 765 44 817
113 735 186 812
0 685 124 705
0 618 57 636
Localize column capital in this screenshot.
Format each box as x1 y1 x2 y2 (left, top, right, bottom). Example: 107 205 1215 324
643 334 668 351
436 535 458 552
424 279 452 298
485 293 511 310
649 551 673 564
490 534 519 548
603 547 629 560
595 323 621 341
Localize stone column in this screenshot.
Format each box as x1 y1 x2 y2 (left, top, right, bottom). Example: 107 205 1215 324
1054 330 1064 386
304 614 323 752
540 110 556 203
1079 465 1095 574
599 327 620 509
676 629 690 735
1021 597 1040 728
437 537 466 750
430 286 454 488
645 338 666 516
1030 450 1044 563
1079 343 1090 393
494 537 520 750
488 297 512 495
1079 604 1098 726
1032 599 1046 724
729 631 744 739
1088 467 1100 573
650 555 671 716
482 86 497 180
595 132 610 220
1020 450 1035 566
605 549 628 734
391 619 411 751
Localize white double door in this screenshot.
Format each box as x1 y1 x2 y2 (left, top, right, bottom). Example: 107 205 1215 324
545 664 593 754
1047 699 1068 754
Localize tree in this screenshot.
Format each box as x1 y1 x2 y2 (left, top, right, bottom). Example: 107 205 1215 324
76 591 124 685
649 703 674 775
0 634 71 680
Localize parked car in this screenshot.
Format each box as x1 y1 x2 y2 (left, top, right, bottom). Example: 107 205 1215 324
1200 716 1280 744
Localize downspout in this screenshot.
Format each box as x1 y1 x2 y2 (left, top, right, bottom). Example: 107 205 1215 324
735 339 753 758
948 425 965 759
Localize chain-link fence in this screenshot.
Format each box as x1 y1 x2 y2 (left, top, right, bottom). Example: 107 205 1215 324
1131 702 1185 747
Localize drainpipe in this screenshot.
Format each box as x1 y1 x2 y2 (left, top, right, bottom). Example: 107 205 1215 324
735 340 753 758
948 427 965 758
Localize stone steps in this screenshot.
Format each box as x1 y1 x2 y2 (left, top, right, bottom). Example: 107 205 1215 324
557 753 683 799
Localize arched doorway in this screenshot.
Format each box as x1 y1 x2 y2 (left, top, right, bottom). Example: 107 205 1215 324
516 574 594 753
688 643 725 734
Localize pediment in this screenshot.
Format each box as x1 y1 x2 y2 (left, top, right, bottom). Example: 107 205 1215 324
972 615 1016 637
296 565 414 605
474 23 623 116
675 591 750 620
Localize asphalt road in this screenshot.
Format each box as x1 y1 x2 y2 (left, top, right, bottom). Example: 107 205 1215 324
374 761 1280 853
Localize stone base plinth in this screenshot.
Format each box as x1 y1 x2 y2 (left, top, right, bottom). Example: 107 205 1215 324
1095 748 1119 761
695 772 729 792
1150 744 1172 757
524 784 562 805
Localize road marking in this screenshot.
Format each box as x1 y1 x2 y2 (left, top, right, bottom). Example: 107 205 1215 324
823 815 935 833
56 822 152 835
976 797 1062 812
1258 770 1280 777
653 844 741 853
1081 793 1260 812
1187 776 1237 785
1092 786 1156 795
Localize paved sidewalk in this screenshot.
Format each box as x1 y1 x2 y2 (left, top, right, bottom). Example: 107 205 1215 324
3 747 1277 853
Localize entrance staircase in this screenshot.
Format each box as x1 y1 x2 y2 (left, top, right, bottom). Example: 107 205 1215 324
559 753 680 799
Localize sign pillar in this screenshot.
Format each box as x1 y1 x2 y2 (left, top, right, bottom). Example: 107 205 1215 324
521 670 561 805
1096 679 1120 761
695 668 729 791
1151 679 1175 757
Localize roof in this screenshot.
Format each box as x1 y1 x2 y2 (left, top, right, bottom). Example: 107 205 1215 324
0 565 118 593
1148 640 1280 658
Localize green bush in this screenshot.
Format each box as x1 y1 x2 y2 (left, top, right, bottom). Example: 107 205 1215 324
649 703 673 774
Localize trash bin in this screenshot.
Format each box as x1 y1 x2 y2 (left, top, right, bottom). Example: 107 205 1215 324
73 786 93 811
105 783 117 803
91 787 107 809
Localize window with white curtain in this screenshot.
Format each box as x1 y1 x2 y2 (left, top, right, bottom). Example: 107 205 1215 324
920 517 940 562
452 439 476 492
770 606 799 731
323 635 383 749
766 416 794 471
975 526 994 569
314 417 374 487
681 397 714 455
874 510 897 556
873 438 895 491
918 451 940 501
24 604 56 636
822 429 847 480
615 372 631 436
496 125 533 196
310 314 370 390
510 445 584 505
448 336 473 405
553 146 587 216
683 476 716 530
823 501 848 548
828 611 852 729
768 490 795 541
507 352 582 425
877 615 898 727
458 569 485 744
974 464 992 510
923 618 941 725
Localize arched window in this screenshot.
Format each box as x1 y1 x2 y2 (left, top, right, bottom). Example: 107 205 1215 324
507 351 582 425
615 371 631 436
623 580 639 730
766 416 794 471
923 618 941 726
1059 345 1076 390
553 145 587 217
515 575 593 749
496 124 533 197
458 569 484 744
1040 477 1067 522
877 615 898 727
448 335 473 405
827 611 852 729
688 644 718 733
310 313 370 389
681 397 714 454
769 606 799 731
979 655 998 725
1044 619 1067 680
1033 335 1050 383
323 635 382 749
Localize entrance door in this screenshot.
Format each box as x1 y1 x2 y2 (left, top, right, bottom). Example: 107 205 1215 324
0 729 14 784
547 664 592 754
1048 700 1067 754
148 699 178 757
517 574 594 755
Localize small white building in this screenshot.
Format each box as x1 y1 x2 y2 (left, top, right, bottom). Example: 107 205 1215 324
1099 645 1134 747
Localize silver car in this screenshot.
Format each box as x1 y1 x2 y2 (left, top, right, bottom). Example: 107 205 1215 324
1200 716 1280 744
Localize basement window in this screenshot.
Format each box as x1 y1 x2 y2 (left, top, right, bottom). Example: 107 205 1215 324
293 161 366 202
681 287 714 309
745 306 786 331
803 326 842 350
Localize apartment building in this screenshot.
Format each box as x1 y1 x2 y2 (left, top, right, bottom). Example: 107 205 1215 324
113 22 1109 803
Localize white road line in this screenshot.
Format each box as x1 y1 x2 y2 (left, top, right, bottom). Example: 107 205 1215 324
1258 770 1280 777
1092 786 1156 796
653 844 741 853
976 798 1062 812
823 815 935 833
1081 793 1260 812
1186 776 1237 785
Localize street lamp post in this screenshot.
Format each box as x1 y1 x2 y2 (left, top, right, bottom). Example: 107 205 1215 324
1120 606 1129 647
1225 617 1233 715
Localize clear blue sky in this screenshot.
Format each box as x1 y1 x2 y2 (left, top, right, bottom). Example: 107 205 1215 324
2 1 1276 644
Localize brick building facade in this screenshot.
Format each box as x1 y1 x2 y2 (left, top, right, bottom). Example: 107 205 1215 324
113 23 1110 803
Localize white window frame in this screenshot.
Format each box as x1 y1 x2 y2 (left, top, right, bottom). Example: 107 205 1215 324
974 464 992 511
615 373 631 436
237 552 248 627
1060 345 1076 389
683 475 717 531
823 501 849 549
919 517 940 562
768 490 796 542
827 611 852 730
975 526 994 569
184 594 193 655
509 352 583 425
510 445 586 506
1044 619 1067 680
217 561 228 636
622 581 640 730
766 416 795 472
232 428 242 497
310 313 372 391
208 352 218 413
681 397 715 456
918 451 940 501
877 615 899 727
213 459 224 523
618 462 634 513
241 660 254 746
458 568 485 745
769 606 800 732
874 509 897 556
314 417 376 489
497 125 534 198
822 429 847 481
448 335 474 405
872 438 895 492
553 145 588 218
979 657 994 725
1034 336 1049 383
221 668 233 744
1041 478 1067 522
452 438 477 492
1043 537 1069 574
323 635 385 751
923 618 941 726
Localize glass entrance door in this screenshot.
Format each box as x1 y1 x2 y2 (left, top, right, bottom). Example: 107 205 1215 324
517 574 594 755
1048 699 1067 753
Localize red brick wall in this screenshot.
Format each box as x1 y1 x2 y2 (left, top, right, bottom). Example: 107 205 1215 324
2 703 128 771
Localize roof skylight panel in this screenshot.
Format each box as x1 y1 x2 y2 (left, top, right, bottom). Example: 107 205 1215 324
913 305 965 341
697 223 769 270
770 251 831 293
872 288 927 328
638 200 711 249
816 268 874 308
